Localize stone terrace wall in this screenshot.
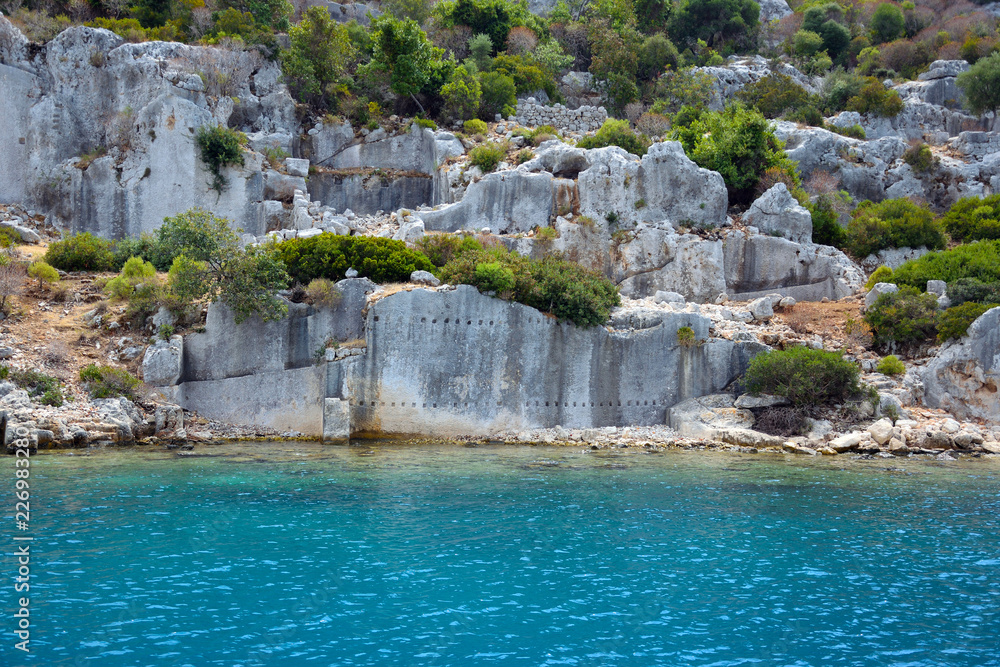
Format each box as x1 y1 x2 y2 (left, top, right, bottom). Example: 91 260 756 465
339 286 750 437
152 285 763 438
514 100 607 133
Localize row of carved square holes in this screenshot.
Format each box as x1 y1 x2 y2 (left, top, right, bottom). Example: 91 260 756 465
372 316 560 326
351 400 659 408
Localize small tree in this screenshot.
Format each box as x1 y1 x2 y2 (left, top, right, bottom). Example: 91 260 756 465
28 261 60 289
281 6 356 109
957 52 1000 116
478 70 517 120
367 14 441 114
870 3 904 44
441 64 482 121
164 209 290 324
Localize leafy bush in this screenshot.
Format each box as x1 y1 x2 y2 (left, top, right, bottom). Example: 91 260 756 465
195 125 247 193
743 346 862 408
673 104 797 204
957 52 1000 115
871 2 905 43
822 69 865 113
111 235 161 271
576 119 650 156
4 367 64 406
902 143 936 173
414 117 438 130
667 0 760 51
28 261 59 287
828 123 866 139
438 245 620 327
415 234 484 267
937 302 992 342
478 70 517 120
845 198 945 258
864 286 939 353
676 325 697 347
106 257 157 301
79 364 141 400
807 195 848 248
637 33 680 82
865 265 893 290
463 118 488 135
890 240 1000 289
941 195 1000 242
945 277 1000 307
44 233 115 272
736 73 812 119
305 278 342 307
274 233 434 285
845 78 904 117
468 142 508 172
281 6 356 109
876 354 905 375
794 30 824 57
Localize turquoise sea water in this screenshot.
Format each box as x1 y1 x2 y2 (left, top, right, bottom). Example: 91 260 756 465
5 442 1000 667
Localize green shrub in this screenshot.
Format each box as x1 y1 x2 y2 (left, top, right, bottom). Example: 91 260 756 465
673 103 798 205
478 70 517 120
637 33 680 82
415 234 484 267
468 142 508 172
845 78 903 117
414 117 437 130
807 195 848 248
44 233 115 272
28 261 59 287
577 119 650 157
274 233 434 285
441 65 485 122
676 325 697 347
876 354 905 375
822 69 866 113
463 118 488 135
5 367 63 406
945 277 1000 307
438 245 620 327
516 149 534 164
957 51 1000 115
870 2 905 44
940 195 1000 242
111 235 161 271
828 123 866 139
305 278 342 307
105 256 157 301
79 363 141 400
195 125 247 193
937 302 992 342
890 240 1000 289
865 265 893 290
0 228 21 248
846 198 945 258
793 30 824 57
902 143 936 173
743 346 862 408
473 261 517 294
864 286 939 353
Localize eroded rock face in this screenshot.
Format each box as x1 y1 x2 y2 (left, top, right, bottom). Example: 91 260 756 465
920 307 1000 422
0 21 295 236
424 141 727 234
742 183 812 244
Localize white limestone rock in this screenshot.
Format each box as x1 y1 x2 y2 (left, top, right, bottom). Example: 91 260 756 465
743 183 812 244
865 282 899 309
920 307 1000 422
142 335 183 387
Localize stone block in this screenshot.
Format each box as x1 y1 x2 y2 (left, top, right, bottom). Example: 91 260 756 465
323 398 351 443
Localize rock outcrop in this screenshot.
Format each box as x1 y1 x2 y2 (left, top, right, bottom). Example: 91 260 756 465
919 307 1000 422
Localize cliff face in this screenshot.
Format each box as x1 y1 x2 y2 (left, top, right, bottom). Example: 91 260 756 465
151 283 760 437
0 22 298 237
